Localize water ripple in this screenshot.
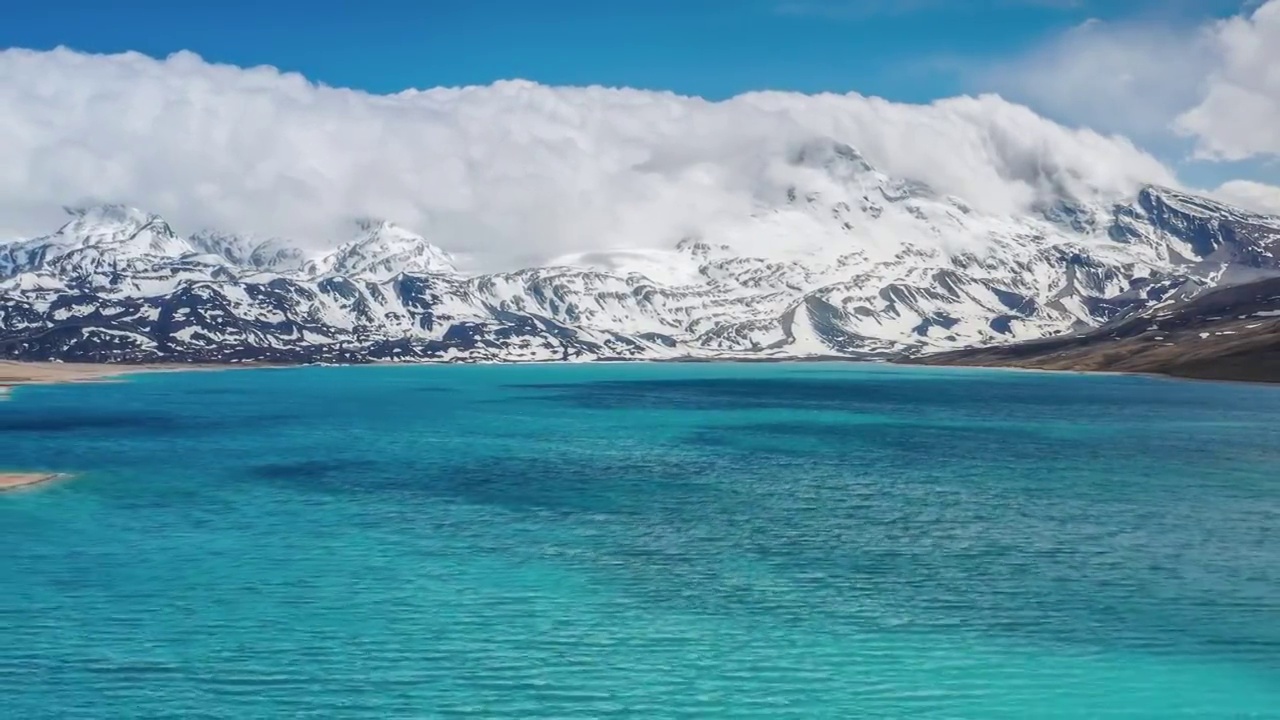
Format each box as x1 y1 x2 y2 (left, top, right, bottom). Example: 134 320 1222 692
2 363 1279 718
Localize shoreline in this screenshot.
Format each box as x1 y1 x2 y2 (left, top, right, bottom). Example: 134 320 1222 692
1 355 1275 390
0 361 270 399
889 358 1280 388
895 354 1280 386
0 361 154 399
0 472 70 492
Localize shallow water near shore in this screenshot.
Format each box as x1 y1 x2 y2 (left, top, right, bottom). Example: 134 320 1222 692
2 362 1279 718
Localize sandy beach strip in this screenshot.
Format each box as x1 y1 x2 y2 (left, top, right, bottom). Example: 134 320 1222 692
0 361 137 394
0 360 252 399
0 472 69 492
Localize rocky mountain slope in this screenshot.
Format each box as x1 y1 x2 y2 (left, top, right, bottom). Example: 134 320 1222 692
907 276 1280 383
1 140 1278 364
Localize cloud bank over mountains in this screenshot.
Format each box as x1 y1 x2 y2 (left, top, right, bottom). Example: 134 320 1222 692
1174 0 1280 160
985 0 1280 165
1 1 1277 271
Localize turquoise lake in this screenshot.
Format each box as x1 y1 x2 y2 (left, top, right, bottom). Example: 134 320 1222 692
2 362 1279 718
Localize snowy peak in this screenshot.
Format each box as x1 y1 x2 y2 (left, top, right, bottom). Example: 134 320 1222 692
790 139 875 177
1138 185 1273 223
353 217 394 233
54 204 187 254
2 208 457 284
189 219 454 279
1116 185 1280 269
785 137 937 212
188 230 311 274
0 204 191 280
62 203 155 226
308 219 457 280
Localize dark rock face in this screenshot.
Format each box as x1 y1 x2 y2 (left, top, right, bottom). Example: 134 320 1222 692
909 276 1280 383
1123 187 1280 270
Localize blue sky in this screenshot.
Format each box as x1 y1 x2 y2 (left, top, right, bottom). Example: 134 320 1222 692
0 0 1250 100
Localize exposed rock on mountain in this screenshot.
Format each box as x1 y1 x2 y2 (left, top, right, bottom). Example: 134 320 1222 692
907 276 1280 383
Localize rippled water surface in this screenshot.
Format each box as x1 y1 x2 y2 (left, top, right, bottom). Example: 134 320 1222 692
3 363 1279 718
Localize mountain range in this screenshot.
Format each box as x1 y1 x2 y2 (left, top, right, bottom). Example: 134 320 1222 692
2 139 1279 364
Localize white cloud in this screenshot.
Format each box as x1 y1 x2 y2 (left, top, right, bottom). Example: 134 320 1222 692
972 0 1280 219
0 47 1177 270
1174 0 1280 159
981 0 1280 163
977 18 1212 146
1212 179 1280 213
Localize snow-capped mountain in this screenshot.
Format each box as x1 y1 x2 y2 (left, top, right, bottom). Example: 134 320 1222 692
0 205 193 281
1 140 1278 364
302 219 457 280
